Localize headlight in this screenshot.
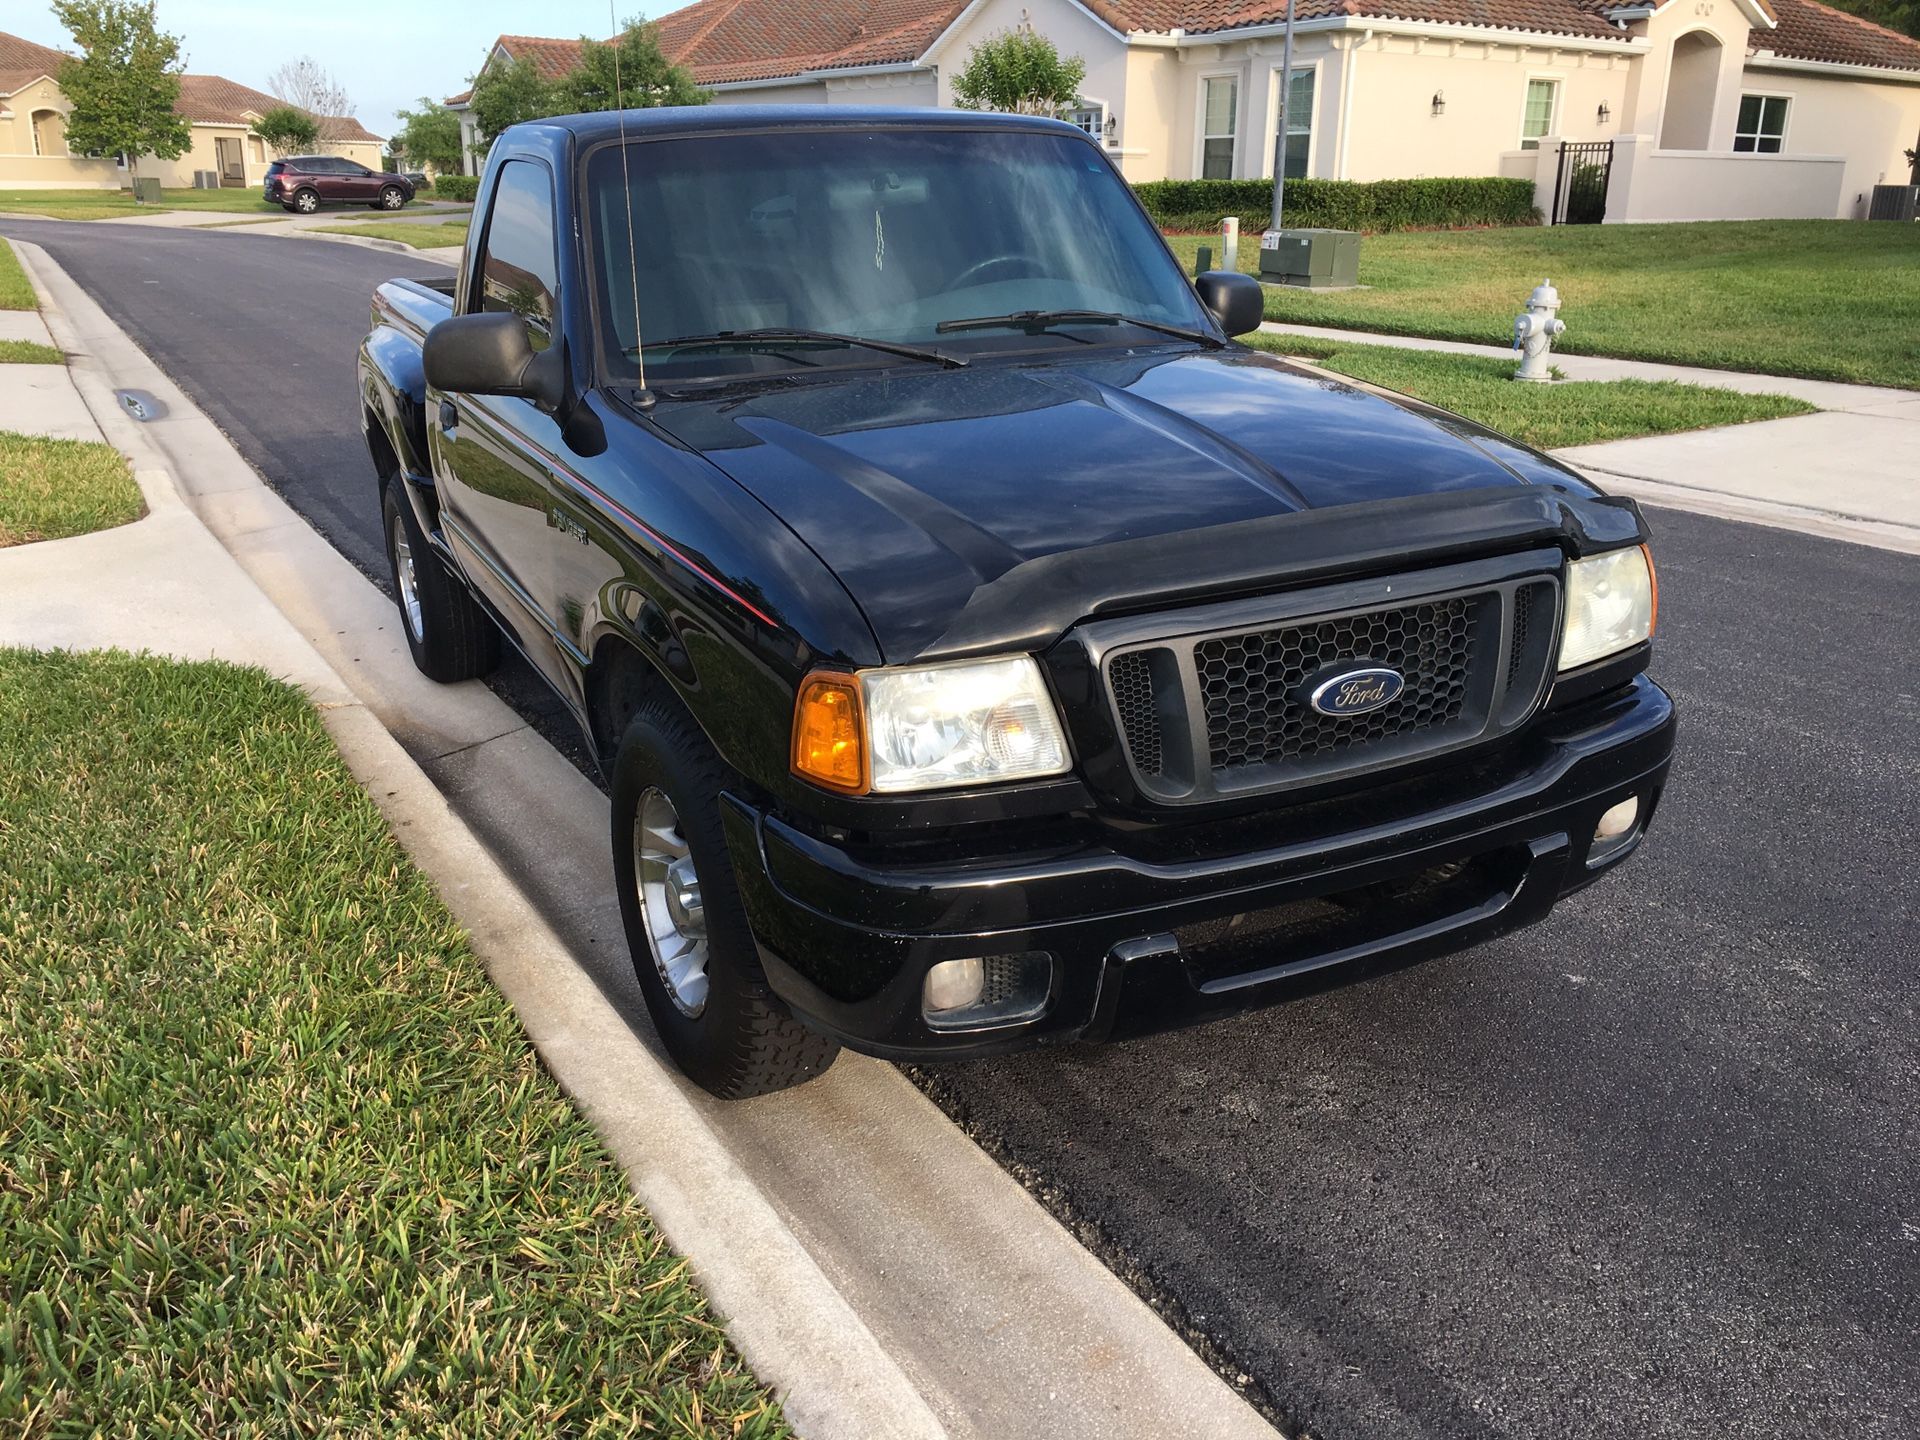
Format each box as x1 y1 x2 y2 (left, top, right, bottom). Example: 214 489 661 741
1560 544 1656 672
792 656 1070 794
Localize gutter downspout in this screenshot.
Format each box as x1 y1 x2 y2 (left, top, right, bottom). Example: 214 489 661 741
1337 28 1373 180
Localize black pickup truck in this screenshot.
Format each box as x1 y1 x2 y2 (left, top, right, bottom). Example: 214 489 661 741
359 107 1674 1098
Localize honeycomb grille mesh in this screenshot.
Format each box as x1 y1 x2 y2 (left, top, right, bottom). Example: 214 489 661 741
1109 651 1164 777
1507 584 1535 689
1194 597 1473 772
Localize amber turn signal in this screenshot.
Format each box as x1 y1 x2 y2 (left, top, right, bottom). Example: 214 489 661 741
792 672 868 793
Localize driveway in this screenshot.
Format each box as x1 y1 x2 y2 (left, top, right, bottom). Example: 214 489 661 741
6 215 1915 1440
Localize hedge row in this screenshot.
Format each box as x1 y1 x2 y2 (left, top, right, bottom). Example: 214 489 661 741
432 174 480 203
1133 176 1539 234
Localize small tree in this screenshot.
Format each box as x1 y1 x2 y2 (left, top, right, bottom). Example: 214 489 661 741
950 28 1086 117
52 0 191 192
267 55 353 143
251 103 318 157
553 21 707 113
469 57 555 145
393 97 463 175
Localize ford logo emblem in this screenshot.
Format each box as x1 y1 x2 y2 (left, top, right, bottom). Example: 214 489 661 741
1307 665 1405 717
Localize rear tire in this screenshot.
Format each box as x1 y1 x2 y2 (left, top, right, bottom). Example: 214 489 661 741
382 478 499 683
611 697 840 1098
293 187 319 214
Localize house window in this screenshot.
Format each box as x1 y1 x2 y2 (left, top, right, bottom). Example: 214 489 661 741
1520 78 1559 150
1275 67 1315 179
1065 103 1105 139
1734 94 1788 153
1201 76 1237 180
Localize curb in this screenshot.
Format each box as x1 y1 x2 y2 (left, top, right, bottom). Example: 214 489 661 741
13 237 947 1440
13 239 1287 1440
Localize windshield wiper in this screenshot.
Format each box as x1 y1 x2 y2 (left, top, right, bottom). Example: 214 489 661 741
643 328 967 369
935 309 1223 348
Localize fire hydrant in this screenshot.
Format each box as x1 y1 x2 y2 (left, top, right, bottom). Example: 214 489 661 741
1512 279 1565 383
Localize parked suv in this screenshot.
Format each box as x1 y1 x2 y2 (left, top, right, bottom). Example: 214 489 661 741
266 156 414 213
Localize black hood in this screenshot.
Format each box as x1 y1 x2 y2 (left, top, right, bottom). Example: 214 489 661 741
651 346 1637 662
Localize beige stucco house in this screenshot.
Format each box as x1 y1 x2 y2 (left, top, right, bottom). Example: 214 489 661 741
448 0 1920 220
1 30 384 191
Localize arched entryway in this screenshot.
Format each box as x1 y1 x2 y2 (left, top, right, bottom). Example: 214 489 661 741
1660 30 1722 149
30 108 66 157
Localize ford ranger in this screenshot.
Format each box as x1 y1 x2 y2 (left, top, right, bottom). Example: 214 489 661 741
358 107 1675 1099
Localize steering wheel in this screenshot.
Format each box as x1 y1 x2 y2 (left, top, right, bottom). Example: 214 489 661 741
948 253 1049 291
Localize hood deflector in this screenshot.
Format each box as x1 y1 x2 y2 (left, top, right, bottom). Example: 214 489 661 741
917 486 1646 662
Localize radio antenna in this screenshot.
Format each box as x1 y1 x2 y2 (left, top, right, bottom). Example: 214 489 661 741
610 1 652 407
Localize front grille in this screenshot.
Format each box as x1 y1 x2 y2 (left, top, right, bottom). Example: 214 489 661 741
1093 566 1560 805
1195 597 1474 772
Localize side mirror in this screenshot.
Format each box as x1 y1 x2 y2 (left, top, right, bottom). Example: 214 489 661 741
1194 270 1265 338
423 311 565 411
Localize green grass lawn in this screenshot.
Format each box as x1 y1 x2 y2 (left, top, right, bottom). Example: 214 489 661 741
311 219 470 250
0 187 292 221
0 341 61 364
1167 220 1920 388
0 649 790 1437
0 241 34 310
0 433 144 545
1244 333 1816 450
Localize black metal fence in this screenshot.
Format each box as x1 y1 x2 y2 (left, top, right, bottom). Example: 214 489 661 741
1551 141 1613 225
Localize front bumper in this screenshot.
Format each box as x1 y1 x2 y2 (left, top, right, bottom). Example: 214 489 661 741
724 674 1676 1060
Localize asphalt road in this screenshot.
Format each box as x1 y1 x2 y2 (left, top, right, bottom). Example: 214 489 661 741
10 216 1916 1440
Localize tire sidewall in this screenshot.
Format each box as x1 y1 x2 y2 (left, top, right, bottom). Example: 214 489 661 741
382 481 433 671
610 704 792 1081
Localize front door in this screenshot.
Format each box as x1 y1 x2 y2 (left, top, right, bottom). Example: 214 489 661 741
432 157 576 685
215 136 245 186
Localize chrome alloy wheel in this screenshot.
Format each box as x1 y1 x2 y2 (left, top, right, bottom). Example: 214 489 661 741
635 788 709 1017
382 187 404 209
295 189 318 213
390 510 423 640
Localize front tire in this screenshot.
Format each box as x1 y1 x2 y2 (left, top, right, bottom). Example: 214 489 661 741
379 185 405 210
382 478 498 682
611 698 840 1099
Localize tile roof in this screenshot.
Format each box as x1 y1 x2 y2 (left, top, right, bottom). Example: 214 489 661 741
1759 0 1920 70
0 28 70 95
1080 0 1625 40
438 0 1920 104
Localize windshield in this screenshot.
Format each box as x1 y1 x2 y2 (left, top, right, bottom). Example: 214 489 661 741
585 126 1214 382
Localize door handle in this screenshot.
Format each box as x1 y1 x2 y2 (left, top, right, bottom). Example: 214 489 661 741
437 399 458 432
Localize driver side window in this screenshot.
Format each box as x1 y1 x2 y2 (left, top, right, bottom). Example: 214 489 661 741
476 160 560 352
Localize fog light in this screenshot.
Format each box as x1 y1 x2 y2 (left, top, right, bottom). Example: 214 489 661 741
1595 796 1639 842
922 953 1052 1031
924 957 986 1013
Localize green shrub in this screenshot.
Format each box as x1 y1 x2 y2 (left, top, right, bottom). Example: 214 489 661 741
434 173 480 203
1133 176 1539 234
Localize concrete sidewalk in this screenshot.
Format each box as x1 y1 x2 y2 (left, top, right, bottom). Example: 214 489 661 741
1262 320 1920 555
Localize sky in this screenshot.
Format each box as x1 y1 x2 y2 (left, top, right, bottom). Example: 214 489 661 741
9 1 648 142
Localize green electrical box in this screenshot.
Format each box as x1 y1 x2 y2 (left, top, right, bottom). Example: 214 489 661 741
1258 228 1360 289
132 176 163 205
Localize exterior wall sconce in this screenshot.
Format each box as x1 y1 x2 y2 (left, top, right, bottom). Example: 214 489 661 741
1431 91 1446 116
1597 101 1611 123
1104 114 1118 138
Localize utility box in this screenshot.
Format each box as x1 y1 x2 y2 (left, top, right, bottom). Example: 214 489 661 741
1258 228 1360 289
132 176 163 205
1866 184 1918 222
